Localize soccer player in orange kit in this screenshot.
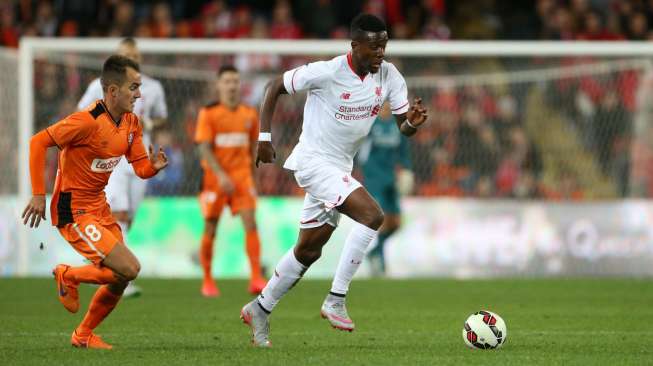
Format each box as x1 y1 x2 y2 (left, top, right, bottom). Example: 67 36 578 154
21 55 168 349
195 65 267 297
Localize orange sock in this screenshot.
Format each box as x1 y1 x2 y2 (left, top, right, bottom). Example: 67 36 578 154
76 285 121 337
246 230 263 280
200 234 214 282
64 265 118 285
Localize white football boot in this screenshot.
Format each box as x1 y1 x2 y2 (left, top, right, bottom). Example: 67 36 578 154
320 293 355 332
122 282 142 298
240 300 272 347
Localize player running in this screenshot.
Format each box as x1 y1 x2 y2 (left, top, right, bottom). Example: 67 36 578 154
22 55 168 349
240 14 427 347
77 37 168 298
195 65 267 297
358 102 414 275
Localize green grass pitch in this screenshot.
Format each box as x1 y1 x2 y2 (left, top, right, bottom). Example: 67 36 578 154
1 278 652 365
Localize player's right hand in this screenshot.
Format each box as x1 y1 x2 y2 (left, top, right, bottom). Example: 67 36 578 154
22 195 46 228
256 141 276 167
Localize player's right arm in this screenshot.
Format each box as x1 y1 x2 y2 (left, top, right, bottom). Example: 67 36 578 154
21 130 55 227
195 108 234 194
257 61 332 166
22 114 95 227
256 76 286 166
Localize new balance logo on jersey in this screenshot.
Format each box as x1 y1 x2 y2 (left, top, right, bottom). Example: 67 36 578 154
375 87 382 96
90 157 121 172
340 92 351 100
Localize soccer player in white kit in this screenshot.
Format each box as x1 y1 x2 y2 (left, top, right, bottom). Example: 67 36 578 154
240 14 428 347
77 38 168 297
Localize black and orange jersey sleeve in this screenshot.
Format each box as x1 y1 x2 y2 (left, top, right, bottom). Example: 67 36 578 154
194 108 214 144
45 112 96 148
125 117 149 163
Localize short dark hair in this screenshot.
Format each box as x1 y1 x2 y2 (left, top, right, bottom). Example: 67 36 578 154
101 54 140 92
119 37 137 47
350 13 387 39
218 64 238 77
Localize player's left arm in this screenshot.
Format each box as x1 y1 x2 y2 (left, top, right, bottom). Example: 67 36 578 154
386 64 428 136
127 122 168 178
250 109 260 174
394 98 428 137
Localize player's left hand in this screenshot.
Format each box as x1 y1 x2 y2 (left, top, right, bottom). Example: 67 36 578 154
406 97 428 128
149 145 169 171
22 195 46 228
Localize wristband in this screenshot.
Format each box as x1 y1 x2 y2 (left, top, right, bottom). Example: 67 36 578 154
258 132 272 142
405 119 418 129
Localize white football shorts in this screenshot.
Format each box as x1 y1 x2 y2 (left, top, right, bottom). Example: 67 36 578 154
105 157 147 219
293 164 362 229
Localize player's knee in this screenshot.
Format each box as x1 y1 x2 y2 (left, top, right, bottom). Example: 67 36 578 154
361 208 384 230
122 260 141 281
294 246 321 266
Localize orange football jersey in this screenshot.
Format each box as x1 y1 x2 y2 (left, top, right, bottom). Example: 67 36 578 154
47 100 148 226
194 102 258 181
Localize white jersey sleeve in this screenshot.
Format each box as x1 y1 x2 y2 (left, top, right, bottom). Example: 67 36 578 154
282 61 334 95
77 78 103 110
150 79 168 119
385 63 409 115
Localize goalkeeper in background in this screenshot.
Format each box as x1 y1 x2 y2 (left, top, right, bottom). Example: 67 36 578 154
358 102 414 275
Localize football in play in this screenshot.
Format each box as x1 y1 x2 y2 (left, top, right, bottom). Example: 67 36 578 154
462 310 507 350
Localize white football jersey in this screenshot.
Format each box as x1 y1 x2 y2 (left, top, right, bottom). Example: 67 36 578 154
282 53 408 172
77 74 168 143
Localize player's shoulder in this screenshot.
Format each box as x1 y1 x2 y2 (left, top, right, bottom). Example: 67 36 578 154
201 100 221 112
86 77 102 89
238 103 258 115
58 102 103 131
142 74 164 89
381 60 402 77
303 55 343 75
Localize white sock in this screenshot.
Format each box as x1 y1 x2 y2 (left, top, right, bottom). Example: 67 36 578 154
257 249 307 312
330 222 378 295
117 220 130 244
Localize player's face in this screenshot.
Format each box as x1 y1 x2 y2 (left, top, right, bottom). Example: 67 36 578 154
117 67 141 113
217 71 240 105
118 44 142 64
353 31 388 74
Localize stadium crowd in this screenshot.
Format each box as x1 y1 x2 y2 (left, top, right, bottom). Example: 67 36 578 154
0 0 646 199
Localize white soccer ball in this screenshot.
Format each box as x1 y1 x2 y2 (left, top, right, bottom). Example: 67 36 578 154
462 310 507 350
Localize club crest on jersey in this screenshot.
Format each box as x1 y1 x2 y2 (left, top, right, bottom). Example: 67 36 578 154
340 92 351 100
128 132 134 146
375 87 382 96
91 157 121 172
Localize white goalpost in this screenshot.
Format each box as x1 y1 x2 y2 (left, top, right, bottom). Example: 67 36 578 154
12 38 653 277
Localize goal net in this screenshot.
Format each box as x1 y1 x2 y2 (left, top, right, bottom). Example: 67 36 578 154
18 40 653 201
9 39 653 277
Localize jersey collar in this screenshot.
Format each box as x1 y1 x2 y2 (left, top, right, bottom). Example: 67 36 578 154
99 100 122 127
347 52 367 82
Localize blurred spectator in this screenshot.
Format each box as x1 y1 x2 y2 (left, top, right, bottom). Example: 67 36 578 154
6 0 648 200
269 0 302 39
35 0 57 37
